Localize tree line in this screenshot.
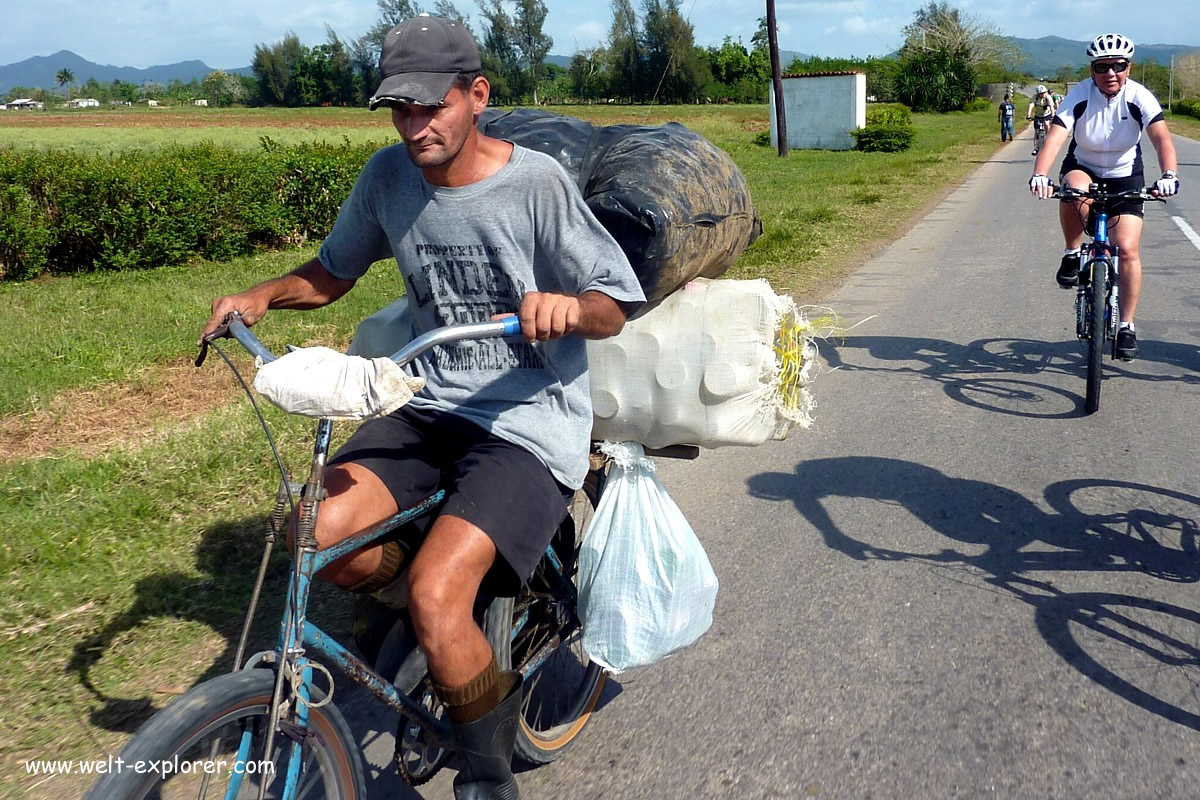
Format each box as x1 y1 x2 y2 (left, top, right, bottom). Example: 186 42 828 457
245 0 779 107
240 0 1039 110
27 1 1192 112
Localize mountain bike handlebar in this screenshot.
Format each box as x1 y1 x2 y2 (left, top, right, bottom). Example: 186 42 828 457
197 312 523 368
1051 184 1168 204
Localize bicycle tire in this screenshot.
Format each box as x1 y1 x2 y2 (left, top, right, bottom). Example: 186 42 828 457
1085 255 1107 414
84 668 365 800
484 475 607 765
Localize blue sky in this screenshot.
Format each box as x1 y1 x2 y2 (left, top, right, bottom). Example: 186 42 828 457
2 0 1198 69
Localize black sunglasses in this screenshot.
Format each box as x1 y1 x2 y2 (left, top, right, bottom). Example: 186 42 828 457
1092 60 1130 74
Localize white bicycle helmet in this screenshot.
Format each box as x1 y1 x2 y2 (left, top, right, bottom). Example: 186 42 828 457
1036 85 1048 94
1086 33 1135 60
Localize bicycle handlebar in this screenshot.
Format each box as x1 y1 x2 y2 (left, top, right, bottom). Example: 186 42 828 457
198 313 523 368
1051 184 1167 204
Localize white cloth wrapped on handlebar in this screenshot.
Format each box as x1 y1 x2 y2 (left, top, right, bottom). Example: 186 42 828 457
252 346 425 420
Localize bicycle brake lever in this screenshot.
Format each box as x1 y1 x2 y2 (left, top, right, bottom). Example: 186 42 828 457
195 340 209 368
195 312 241 368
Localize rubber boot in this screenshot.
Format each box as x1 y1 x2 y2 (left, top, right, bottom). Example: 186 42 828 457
451 671 523 800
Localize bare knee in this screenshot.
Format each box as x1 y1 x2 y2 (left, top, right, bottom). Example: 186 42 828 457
407 565 475 657
293 464 396 585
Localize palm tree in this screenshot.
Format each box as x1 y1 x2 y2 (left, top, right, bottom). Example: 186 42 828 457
56 68 75 89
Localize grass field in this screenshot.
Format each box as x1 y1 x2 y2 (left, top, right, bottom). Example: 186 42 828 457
0 102 1012 797
1164 109 1200 141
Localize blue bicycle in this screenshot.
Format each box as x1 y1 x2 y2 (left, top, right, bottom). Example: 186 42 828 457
84 314 700 798
1054 184 1164 414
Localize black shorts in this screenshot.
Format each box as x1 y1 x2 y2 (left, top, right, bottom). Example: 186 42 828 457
329 404 572 596
1060 155 1145 218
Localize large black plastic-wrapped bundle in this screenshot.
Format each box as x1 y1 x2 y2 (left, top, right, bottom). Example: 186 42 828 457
478 108 762 307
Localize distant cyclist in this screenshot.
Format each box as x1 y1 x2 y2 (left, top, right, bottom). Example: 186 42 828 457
1028 32 1179 361
999 94 1016 142
1026 85 1057 155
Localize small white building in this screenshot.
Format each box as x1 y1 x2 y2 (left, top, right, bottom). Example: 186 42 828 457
769 71 867 151
193 98 209 107
6 98 45 110
68 98 100 108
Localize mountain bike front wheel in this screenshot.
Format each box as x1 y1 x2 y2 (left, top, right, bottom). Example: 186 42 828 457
484 477 607 765
84 668 365 800
1085 256 1108 414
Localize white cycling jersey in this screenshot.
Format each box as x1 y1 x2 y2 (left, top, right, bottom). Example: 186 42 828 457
1053 77 1165 178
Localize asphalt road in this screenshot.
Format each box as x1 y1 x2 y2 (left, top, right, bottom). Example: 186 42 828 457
346 127 1200 799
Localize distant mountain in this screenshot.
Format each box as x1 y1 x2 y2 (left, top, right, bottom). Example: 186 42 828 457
1008 36 1200 78
0 50 253 95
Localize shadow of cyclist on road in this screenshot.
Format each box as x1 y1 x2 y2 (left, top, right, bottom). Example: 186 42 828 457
819 334 1200 418
748 455 1200 728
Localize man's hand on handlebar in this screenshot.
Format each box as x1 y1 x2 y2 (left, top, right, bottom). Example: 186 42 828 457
512 292 582 342
200 291 271 346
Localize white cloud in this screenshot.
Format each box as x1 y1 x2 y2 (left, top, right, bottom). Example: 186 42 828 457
566 21 609 52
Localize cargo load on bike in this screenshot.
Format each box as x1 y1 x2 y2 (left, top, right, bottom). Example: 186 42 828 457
477 108 763 307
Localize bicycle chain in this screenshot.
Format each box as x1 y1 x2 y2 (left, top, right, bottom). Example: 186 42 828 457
393 679 450 787
395 743 444 787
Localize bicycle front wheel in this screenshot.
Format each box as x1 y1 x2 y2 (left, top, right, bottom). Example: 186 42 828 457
85 668 365 800
1085 256 1108 414
485 477 607 765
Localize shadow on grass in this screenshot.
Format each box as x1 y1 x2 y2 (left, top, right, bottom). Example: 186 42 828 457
66 514 354 734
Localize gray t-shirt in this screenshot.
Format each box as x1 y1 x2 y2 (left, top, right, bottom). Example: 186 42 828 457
318 142 644 488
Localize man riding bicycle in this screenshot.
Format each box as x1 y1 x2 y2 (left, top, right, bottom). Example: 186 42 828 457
1028 32 1179 361
1026 84 1057 156
200 15 644 799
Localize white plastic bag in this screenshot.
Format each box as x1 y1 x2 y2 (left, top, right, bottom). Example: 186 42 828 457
577 441 718 673
252 346 426 421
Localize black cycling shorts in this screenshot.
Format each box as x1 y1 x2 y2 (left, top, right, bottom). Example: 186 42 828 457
330 403 573 596
1060 155 1145 218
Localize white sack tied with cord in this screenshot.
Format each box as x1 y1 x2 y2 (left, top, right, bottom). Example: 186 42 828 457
587 277 824 449
577 441 719 673
252 346 426 420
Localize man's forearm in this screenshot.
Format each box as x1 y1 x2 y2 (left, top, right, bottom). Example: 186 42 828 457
573 290 631 339
260 258 356 310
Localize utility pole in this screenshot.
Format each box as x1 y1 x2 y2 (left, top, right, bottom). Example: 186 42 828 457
767 0 787 157
1169 54 1174 111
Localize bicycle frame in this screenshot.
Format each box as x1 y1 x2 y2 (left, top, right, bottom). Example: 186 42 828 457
213 315 576 799
1073 192 1122 349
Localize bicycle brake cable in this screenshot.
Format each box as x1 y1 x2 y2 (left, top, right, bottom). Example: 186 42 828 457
204 337 297 672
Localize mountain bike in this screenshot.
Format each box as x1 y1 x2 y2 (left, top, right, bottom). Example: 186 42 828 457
85 314 696 799
1054 184 1165 414
1030 116 1050 154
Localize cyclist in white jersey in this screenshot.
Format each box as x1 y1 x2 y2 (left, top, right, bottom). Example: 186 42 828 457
1029 32 1179 361
1026 85 1057 155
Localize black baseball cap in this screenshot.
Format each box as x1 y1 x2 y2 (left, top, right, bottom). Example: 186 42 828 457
368 14 481 110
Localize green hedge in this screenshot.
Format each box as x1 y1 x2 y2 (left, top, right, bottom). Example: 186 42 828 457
1173 99 1200 120
865 103 913 127
852 103 917 153
0 138 382 281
